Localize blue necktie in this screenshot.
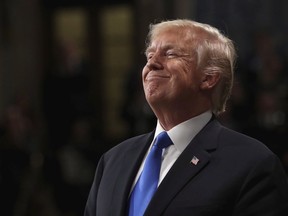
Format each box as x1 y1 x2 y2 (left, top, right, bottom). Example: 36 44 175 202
128 131 172 216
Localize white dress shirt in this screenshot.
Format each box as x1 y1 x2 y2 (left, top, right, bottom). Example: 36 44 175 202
130 110 212 190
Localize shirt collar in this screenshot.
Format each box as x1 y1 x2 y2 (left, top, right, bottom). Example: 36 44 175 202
155 110 212 153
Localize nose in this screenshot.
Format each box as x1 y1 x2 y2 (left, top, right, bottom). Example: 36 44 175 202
146 54 164 70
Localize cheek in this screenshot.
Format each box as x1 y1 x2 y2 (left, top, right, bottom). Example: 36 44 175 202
142 66 146 78
182 61 200 84
174 64 193 84
142 66 150 82
142 68 149 89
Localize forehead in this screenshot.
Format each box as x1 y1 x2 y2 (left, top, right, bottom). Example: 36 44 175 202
148 27 191 50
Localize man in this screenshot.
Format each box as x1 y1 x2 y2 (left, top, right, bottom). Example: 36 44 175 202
84 19 288 216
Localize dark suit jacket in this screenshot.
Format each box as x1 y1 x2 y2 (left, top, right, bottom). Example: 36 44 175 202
84 118 288 216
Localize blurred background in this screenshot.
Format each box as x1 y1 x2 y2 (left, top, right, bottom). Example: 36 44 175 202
0 0 288 215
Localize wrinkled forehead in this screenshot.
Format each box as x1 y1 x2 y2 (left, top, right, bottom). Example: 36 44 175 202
148 24 215 48
147 27 190 50
150 25 189 42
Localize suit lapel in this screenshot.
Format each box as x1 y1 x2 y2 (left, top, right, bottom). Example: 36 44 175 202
110 132 155 216
145 119 221 216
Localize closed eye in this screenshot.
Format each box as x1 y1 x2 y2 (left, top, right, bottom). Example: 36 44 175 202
166 51 178 58
146 52 154 60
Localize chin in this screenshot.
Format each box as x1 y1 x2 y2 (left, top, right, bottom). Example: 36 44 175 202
147 93 168 107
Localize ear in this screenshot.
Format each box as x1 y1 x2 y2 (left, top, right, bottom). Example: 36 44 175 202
200 73 221 90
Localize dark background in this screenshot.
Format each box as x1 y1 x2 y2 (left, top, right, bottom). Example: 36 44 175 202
0 0 288 215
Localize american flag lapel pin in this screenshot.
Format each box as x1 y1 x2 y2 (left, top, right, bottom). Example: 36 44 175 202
190 156 199 165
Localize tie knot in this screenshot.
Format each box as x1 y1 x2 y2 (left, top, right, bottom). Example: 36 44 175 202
154 131 172 149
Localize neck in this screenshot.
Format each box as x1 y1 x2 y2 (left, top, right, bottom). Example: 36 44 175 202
152 106 211 131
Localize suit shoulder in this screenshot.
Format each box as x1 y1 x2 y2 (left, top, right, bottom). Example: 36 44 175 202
104 132 153 156
219 125 275 157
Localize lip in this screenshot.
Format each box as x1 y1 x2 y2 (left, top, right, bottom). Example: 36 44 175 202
145 72 170 81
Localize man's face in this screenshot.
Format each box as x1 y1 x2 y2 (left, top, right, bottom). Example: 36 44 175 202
142 28 202 110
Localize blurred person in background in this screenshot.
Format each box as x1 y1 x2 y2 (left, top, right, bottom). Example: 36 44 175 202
0 95 38 216
239 31 288 172
42 40 99 216
84 19 288 216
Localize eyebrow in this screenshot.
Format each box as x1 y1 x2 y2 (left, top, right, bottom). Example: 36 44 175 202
145 44 184 55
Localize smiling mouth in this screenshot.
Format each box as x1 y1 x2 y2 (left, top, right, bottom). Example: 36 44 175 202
146 74 169 81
